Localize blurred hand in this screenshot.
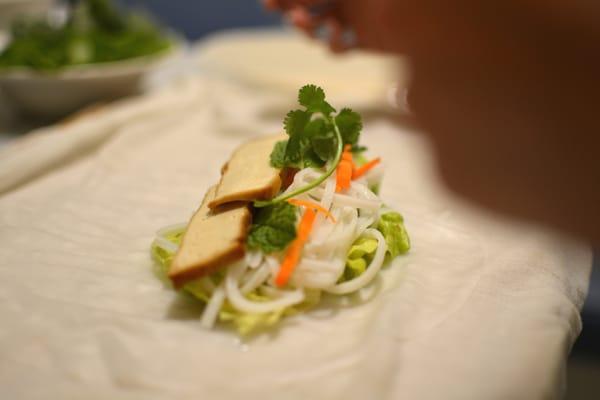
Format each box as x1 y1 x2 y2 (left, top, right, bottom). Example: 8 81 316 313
265 0 600 243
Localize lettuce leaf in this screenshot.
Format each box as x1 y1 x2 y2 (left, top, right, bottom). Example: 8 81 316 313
340 237 379 282
377 212 411 260
150 228 320 335
339 211 410 282
218 290 321 336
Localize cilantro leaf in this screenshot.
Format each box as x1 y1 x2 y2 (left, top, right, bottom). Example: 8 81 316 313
311 132 337 162
259 85 366 208
270 140 288 168
351 144 368 153
284 134 325 169
284 109 311 137
298 84 335 115
247 203 298 253
302 148 327 168
335 108 362 145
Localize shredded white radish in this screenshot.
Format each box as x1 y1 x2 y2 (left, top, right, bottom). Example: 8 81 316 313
156 222 187 238
200 283 226 329
152 236 178 253
325 228 387 294
244 250 263 269
291 258 346 289
225 263 305 314
264 256 281 280
241 263 271 294
331 193 381 211
312 173 337 230
259 285 293 298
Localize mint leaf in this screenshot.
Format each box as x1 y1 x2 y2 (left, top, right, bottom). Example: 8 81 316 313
247 203 298 253
335 108 362 145
270 140 288 168
298 84 335 115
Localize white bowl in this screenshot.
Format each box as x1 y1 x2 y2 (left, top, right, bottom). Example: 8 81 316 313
0 46 178 119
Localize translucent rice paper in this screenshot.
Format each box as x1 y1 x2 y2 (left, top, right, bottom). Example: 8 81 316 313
0 75 591 400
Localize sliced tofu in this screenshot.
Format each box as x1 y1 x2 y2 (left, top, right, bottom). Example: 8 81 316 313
208 134 285 209
169 186 251 288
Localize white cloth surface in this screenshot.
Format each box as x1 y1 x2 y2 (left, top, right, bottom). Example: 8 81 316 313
0 32 592 400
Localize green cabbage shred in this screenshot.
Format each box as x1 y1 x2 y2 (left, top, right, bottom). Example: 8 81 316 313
339 211 410 282
378 211 411 260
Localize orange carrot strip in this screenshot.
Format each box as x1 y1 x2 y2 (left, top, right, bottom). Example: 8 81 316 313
336 160 353 192
287 199 336 222
275 208 317 287
336 145 354 192
275 240 303 287
296 207 317 241
352 157 381 179
341 151 353 162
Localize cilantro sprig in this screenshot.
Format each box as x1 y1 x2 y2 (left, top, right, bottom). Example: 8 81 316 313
255 85 362 208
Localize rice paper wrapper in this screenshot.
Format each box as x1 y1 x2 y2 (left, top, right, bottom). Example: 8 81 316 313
0 77 591 400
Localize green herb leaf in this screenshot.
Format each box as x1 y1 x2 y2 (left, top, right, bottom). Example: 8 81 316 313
255 85 357 207
0 0 171 71
335 108 362 145
284 134 321 169
270 140 288 168
298 84 335 115
351 144 368 153
377 212 410 260
283 109 311 137
311 132 336 162
247 203 298 253
283 112 331 168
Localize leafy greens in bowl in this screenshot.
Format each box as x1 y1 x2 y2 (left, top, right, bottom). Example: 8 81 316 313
0 0 172 71
0 0 176 119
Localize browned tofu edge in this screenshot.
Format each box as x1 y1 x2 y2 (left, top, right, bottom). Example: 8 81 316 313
207 135 284 210
208 174 281 209
168 202 252 289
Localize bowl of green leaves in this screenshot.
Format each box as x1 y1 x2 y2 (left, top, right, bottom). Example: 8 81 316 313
0 0 178 119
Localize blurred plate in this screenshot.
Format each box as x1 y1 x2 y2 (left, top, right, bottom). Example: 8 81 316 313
193 29 406 110
0 44 180 120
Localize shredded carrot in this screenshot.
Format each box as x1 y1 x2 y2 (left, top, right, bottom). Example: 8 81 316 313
275 208 317 287
296 207 317 241
287 199 336 222
352 157 381 179
336 145 355 192
274 240 303 287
